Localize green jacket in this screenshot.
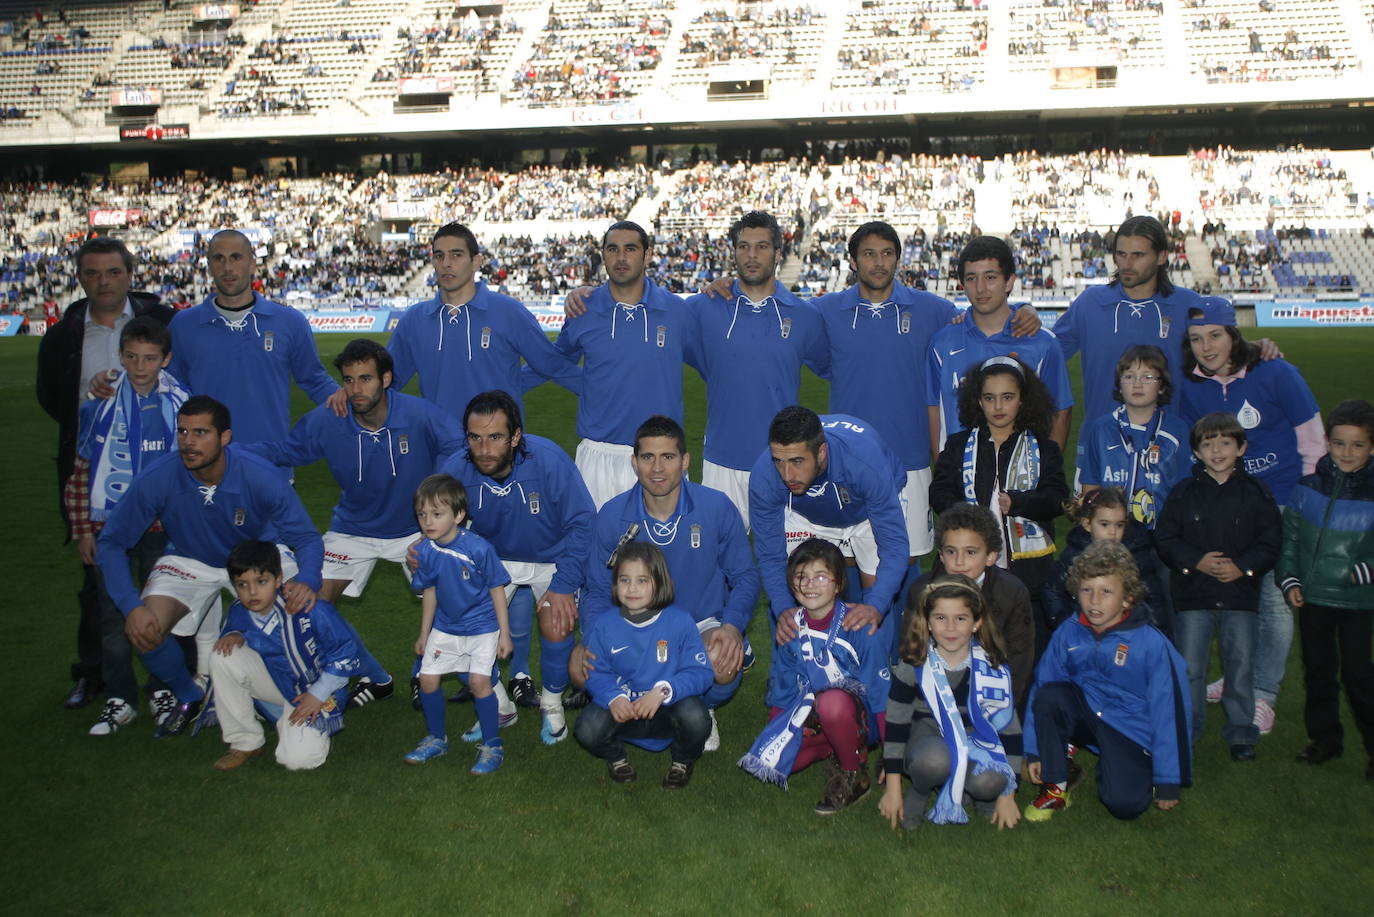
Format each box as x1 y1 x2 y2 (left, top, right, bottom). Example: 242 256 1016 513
1276 456 1374 611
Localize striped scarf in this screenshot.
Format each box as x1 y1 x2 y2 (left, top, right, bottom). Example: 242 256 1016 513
962 426 1053 564
82 369 189 521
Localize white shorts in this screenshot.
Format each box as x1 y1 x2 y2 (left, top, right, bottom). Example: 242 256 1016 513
701 460 751 530
323 531 416 598
146 547 299 637
419 628 498 677
502 560 556 601
903 467 934 556
783 509 880 576
576 438 637 510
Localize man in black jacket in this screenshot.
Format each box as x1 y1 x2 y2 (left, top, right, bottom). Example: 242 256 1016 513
36 237 176 710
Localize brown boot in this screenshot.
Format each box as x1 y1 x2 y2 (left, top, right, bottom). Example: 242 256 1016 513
814 757 871 815
213 746 264 771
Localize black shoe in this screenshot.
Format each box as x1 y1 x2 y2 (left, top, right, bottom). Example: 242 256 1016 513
1296 741 1343 765
607 756 637 784
662 760 694 790
411 676 422 710
348 676 395 709
563 687 591 710
446 684 473 704
1065 761 1087 792
63 677 96 709
1230 744 1257 762
154 697 204 737
509 675 538 708
1365 759 1373 782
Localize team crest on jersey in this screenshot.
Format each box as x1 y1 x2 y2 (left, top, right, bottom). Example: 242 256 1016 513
480 327 492 349
690 523 701 548
461 566 470 580
899 312 911 334
1114 643 1129 666
1236 400 1262 429
398 434 410 454
656 640 668 663
837 485 852 506
234 508 245 526
780 317 792 339
263 331 274 352
529 492 541 515
1158 316 1171 339
656 325 667 348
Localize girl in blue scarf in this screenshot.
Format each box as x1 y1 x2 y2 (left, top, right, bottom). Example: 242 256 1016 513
880 575 1023 829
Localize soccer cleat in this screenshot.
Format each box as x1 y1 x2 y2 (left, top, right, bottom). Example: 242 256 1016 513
540 707 568 745
607 756 637 783
63 677 96 709
703 709 720 752
460 709 518 743
154 697 203 737
447 684 473 704
213 747 264 771
404 734 449 764
509 675 538 708
1023 783 1072 822
149 689 177 726
662 761 694 790
814 764 871 815
347 676 395 709
1253 698 1276 735
1206 677 1225 704
563 687 591 710
410 676 422 710
88 698 135 736
470 743 505 775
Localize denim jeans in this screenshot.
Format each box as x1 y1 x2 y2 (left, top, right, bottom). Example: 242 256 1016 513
1176 608 1259 747
574 695 711 764
1253 574 1293 705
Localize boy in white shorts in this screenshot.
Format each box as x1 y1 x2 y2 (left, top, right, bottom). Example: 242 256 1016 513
404 474 513 774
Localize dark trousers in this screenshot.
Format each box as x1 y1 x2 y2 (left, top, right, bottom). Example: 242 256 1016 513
574 695 711 765
1031 681 1155 820
78 531 167 701
1299 604 1374 756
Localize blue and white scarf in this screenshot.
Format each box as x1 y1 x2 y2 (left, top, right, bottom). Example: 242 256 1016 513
738 603 865 789
83 369 188 521
962 426 1053 564
918 638 1016 824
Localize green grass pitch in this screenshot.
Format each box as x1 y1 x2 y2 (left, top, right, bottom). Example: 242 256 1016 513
2 328 1373 916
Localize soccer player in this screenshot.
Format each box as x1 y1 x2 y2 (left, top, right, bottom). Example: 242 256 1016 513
37 236 175 708
439 389 596 745
387 222 580 419
547 221 697 508
248 338 466 705
572 415 759 750
682 210 829 527
927 235 1072 456
95 396 325 736
749 406 908 641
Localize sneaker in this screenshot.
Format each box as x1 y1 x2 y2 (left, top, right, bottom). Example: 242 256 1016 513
149 689 177 726
404 734 449 764
1023 783 1072 822
1206 677 1225 704
88 698 135 736
213 747 264 771
154 697 204 737
460 709 518 743
63 677 96 709
348 677 395 709
509 675 538 708
703 709 720 753
1230 744 1257 762
607 756 637 783
563 687 591 710
539 706 568 745
471 743 504 775
410 676 422 710
446 684 473 704
662 760 695 789
814 763 871 815
1253 698 1276 735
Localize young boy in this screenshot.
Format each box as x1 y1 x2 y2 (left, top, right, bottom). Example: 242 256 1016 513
1277 399 1374 779
203 541 363 771
65 316 189 735
907 504 1035 707
1023 541 1192 821
406 474 513 773
1156 412 1281 762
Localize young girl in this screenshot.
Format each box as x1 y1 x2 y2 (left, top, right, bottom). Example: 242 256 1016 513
572 543 714 789
931 356 1069 646
1041 488 1170 637
1077 345 1193 528
880 575 1021 830
739 539 890 816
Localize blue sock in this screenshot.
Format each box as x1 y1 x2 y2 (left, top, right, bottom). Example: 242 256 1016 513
508 586 534 678
356 644 389 685
419 687 446 739
474 691 500 746
540 635 574 693
410 654 422 678
140 637 202 702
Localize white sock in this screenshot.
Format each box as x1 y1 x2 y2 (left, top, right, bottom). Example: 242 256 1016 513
493 679 515 716
540 688 566 730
